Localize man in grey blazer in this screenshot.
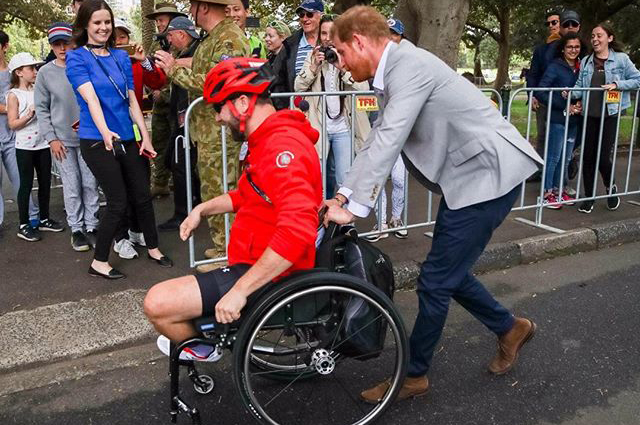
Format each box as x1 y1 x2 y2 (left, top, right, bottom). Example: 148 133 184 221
324 6 544 403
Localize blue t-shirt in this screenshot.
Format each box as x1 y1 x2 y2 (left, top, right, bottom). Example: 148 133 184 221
65 47 135 141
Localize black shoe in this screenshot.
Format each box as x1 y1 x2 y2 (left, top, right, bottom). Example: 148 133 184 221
88 266 125 279
157 216 183 232
148 253 173 268
38 218 65 232
85 230 97 249
71 231 91 252
17 225 41 242
607 184 620 211
578 200 594 214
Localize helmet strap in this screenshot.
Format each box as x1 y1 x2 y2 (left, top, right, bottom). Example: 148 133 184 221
226 94 259 135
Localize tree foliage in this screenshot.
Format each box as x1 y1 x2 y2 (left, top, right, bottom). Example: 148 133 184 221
1 0 70 35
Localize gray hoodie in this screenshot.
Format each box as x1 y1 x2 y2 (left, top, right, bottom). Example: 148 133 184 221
34 60 80 147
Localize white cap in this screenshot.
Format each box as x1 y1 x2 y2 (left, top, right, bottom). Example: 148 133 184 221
8 52 42 73
114 18 132 34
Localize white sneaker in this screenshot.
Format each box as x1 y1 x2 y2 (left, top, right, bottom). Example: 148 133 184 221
113 238 138 259
389 218 408 239
364 223 389 243
128 230 146 247
156 335 223 362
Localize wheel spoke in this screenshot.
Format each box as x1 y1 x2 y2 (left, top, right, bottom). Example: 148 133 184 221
330 313 384 353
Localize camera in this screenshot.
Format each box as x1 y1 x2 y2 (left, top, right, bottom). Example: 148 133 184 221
153 32 171 52
319 46 339 64
112 138 126 159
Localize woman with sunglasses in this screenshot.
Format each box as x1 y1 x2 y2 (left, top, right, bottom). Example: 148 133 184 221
572 22 640 214
537 33 584 209
66 0 172 279
264 20 291 63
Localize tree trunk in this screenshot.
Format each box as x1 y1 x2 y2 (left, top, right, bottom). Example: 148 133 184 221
395 0 470 69
141 0 155 52
492 9 511 90
473 44 486 84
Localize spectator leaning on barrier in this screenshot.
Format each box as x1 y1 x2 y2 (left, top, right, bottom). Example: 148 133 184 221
536 33 583 209
145 2 187 198
8 52 66 242
157 16 202 232
294 14 371 199
66 0 172 279
153 0 250 273
0 30 39 231
35 22 100 251
264 20 290 63
527 10 562 165
225 0 267 58
572 23 640 214
324 6 542 402
268 0 322 110
365 17 409 242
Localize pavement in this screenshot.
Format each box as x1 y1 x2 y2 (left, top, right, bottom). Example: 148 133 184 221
1 150 640 375
1 241 640 425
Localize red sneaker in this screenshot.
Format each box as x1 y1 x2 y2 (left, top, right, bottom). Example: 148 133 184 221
561 190 576 206
543 193 562 209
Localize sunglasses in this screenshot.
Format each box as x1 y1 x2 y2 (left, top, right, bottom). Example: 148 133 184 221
545 19 559 26
297 11 315 19
562 21 579 28
213 102 224 113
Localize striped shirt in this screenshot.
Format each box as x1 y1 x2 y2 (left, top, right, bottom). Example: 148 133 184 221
295 34 313 75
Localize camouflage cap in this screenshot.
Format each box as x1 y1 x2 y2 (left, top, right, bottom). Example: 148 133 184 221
145 2 188 19
188 0 236 5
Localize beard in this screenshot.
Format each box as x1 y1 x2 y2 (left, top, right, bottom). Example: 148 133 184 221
226 115 246 142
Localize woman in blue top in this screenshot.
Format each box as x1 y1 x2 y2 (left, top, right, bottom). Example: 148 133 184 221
572 23 640 214
67 0 172 279
537 33 583 209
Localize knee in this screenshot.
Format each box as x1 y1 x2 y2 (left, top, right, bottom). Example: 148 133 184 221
143 285 170 323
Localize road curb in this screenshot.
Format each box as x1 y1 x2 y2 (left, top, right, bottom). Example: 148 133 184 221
392 217 640 289
2 218 640 374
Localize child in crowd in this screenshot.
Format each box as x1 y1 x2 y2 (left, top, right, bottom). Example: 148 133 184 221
7 52 64 241
0 31 39 230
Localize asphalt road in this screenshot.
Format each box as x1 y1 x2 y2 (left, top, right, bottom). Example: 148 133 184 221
1 242 639 425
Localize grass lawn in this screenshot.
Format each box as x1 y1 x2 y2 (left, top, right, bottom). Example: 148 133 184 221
505 93 637 146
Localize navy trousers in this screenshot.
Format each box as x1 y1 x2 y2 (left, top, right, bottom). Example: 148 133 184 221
407 185 520 377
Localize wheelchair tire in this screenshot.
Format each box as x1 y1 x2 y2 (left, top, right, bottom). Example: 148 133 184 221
232 271 408 425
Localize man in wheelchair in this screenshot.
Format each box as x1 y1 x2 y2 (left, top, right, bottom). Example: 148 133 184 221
144 57 323 362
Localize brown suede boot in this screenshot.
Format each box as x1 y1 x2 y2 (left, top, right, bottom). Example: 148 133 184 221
488 317 537 375
360 376 429 404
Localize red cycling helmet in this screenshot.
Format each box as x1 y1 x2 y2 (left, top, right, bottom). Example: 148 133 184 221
203 57 274 133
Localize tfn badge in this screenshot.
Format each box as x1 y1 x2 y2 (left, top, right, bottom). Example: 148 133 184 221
276 151 295 168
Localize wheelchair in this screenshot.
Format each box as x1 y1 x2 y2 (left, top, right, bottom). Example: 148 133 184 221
166 233 408 425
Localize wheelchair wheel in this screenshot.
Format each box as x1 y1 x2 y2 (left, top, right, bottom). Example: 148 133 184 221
233 272 408 425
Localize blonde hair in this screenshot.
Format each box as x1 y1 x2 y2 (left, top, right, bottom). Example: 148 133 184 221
331 6 390 43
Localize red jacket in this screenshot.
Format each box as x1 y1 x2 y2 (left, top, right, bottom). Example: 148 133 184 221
131 60 166 108
227 110 322 277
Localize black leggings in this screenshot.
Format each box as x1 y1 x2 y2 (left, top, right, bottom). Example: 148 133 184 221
80 140 159 262
582 116 617 197
16 148 51 226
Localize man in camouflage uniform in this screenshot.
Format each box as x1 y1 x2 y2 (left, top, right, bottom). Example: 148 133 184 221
146 2 187 197
155 0 249 272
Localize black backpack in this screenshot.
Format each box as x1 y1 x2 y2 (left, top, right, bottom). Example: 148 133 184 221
315 224 395 359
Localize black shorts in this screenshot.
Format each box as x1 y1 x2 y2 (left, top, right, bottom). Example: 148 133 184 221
195 263 276 318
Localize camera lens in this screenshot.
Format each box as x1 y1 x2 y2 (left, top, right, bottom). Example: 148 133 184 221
325 48 338 64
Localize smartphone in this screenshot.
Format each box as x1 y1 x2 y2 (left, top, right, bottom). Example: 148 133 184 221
120 44 137 56
246 16 260 28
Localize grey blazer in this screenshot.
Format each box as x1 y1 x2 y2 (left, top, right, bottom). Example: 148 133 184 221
343 40 543 211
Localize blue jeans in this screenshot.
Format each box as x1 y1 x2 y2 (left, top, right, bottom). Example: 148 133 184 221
0 140 39 226
325 131 352 198
544 122 576 192
407 186 519 377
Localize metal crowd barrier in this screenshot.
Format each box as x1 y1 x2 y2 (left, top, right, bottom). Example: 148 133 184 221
506 87 640 233
181 86 640 267
182 88 504 267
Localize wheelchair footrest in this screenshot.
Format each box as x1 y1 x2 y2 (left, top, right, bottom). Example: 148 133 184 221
172 396 201 425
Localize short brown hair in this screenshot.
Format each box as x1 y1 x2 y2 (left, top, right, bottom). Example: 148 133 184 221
10 70 20 88
331 6 390 43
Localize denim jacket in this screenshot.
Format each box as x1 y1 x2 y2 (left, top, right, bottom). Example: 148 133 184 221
573 49 640 115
